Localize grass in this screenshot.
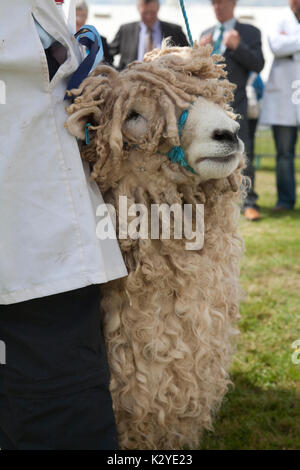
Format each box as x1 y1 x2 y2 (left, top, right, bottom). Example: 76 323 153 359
200 155 300 450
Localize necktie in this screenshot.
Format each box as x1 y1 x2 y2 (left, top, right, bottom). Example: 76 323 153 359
146 27 154 53
212 24 224 55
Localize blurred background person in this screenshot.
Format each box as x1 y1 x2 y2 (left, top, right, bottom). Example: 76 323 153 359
260 0 300 212
76 0 89 31
246 72 264 178
76 0 113 65
109 0 189 70
200 0 265 221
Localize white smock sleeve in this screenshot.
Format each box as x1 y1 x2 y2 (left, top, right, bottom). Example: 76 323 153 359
0 0 127 305
268 8 300 58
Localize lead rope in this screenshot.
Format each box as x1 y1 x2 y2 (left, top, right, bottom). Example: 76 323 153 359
179 0 194 47
164 1 195 173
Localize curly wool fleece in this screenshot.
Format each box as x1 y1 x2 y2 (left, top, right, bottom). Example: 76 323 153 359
67 42 246 450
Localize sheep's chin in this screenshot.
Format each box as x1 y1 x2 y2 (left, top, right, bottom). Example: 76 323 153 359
192 153 240 182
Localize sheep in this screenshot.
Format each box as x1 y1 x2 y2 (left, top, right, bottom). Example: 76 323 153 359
66 42 246 450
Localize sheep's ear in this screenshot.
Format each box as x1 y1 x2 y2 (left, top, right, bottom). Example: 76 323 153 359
66 106 101 140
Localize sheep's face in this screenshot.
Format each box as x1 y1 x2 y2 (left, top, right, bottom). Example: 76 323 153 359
121 95 243 183
181 97 243 182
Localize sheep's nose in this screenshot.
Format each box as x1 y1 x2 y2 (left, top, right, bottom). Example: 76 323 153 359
212 129 239 144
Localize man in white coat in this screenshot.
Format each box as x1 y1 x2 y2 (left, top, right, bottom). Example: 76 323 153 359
0 0 127 449
260 0 300 211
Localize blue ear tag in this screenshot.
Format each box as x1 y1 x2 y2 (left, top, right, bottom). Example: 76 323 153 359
85 123 92 145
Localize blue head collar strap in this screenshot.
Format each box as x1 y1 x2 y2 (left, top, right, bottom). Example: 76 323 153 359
84 108 195 174
167 109 195 174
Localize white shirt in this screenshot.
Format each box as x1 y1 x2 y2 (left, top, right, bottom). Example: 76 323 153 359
212 18 236 55
0 0 127 305
260 8 300 126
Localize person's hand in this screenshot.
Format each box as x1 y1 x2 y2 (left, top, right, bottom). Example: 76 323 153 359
199 33 213 46
223 30 241 50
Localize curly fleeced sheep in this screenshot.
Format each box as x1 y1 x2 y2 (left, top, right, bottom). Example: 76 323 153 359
66 42 246 450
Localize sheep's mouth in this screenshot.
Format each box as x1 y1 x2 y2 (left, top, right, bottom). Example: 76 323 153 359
195 153 236 164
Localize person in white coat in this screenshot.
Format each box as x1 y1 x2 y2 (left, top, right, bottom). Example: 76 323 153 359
0 0 127 449
260 0 300 211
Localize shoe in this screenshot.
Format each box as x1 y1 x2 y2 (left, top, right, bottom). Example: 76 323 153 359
244 207 261 221
272 205 292 212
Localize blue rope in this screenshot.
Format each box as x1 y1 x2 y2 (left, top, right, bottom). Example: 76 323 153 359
167 109 195 174
179 0 193 47
84 110 195 174
85 123 92 145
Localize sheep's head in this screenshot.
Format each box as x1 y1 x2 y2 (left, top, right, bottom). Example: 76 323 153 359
180 97 243 181
66 42 244 187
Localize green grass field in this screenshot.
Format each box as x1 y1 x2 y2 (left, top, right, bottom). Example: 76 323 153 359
200 155 300 450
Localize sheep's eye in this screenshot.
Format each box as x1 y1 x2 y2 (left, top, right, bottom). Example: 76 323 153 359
127 111 141 121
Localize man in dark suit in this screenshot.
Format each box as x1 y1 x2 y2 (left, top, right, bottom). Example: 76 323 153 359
200 0 265 221
109 0 189 71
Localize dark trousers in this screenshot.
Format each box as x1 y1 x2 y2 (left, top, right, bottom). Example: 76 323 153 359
0 285 118 450
272 125 298 209
239 115 259 209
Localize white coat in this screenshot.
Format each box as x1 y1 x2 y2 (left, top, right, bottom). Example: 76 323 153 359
0 0 127 305
260 8 300 126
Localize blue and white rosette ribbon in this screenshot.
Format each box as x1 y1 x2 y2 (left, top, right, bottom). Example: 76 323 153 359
65 24 104 99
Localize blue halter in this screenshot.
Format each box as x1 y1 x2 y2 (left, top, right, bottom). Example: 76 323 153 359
167 109 195 174
84 108 195 174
